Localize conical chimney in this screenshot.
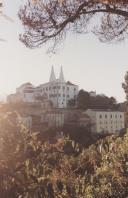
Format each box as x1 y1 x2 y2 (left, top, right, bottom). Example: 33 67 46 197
59 66 65 82
49 66 56 82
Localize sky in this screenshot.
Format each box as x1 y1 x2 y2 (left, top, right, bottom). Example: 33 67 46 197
0 0 128 102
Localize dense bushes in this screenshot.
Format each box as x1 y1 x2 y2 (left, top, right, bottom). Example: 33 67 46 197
0 112 127 197
68 89 118 110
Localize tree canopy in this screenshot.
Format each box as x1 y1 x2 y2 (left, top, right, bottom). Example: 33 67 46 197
19 0 128 50
122 71 128 102
73 89 117 110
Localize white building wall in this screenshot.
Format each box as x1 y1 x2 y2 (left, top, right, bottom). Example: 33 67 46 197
16 83 35 103
41 112 64 128
23 92 35 103
38 81 78 108
86 109 125 133
96 111 124 133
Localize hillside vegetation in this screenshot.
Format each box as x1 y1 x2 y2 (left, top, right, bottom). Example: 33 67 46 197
0 112 127 198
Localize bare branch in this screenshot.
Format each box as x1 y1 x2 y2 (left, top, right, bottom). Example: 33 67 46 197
19 0 128 51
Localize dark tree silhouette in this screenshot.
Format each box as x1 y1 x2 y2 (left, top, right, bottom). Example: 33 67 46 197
122 71 128 102
19 0 128 50
77 90 90 110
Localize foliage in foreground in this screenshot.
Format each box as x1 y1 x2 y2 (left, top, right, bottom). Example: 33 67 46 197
0 112 128 198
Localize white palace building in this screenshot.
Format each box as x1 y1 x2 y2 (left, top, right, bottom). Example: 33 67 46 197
7 67 79 108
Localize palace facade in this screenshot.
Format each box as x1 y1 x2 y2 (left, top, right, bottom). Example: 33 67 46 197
7 67 79 108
